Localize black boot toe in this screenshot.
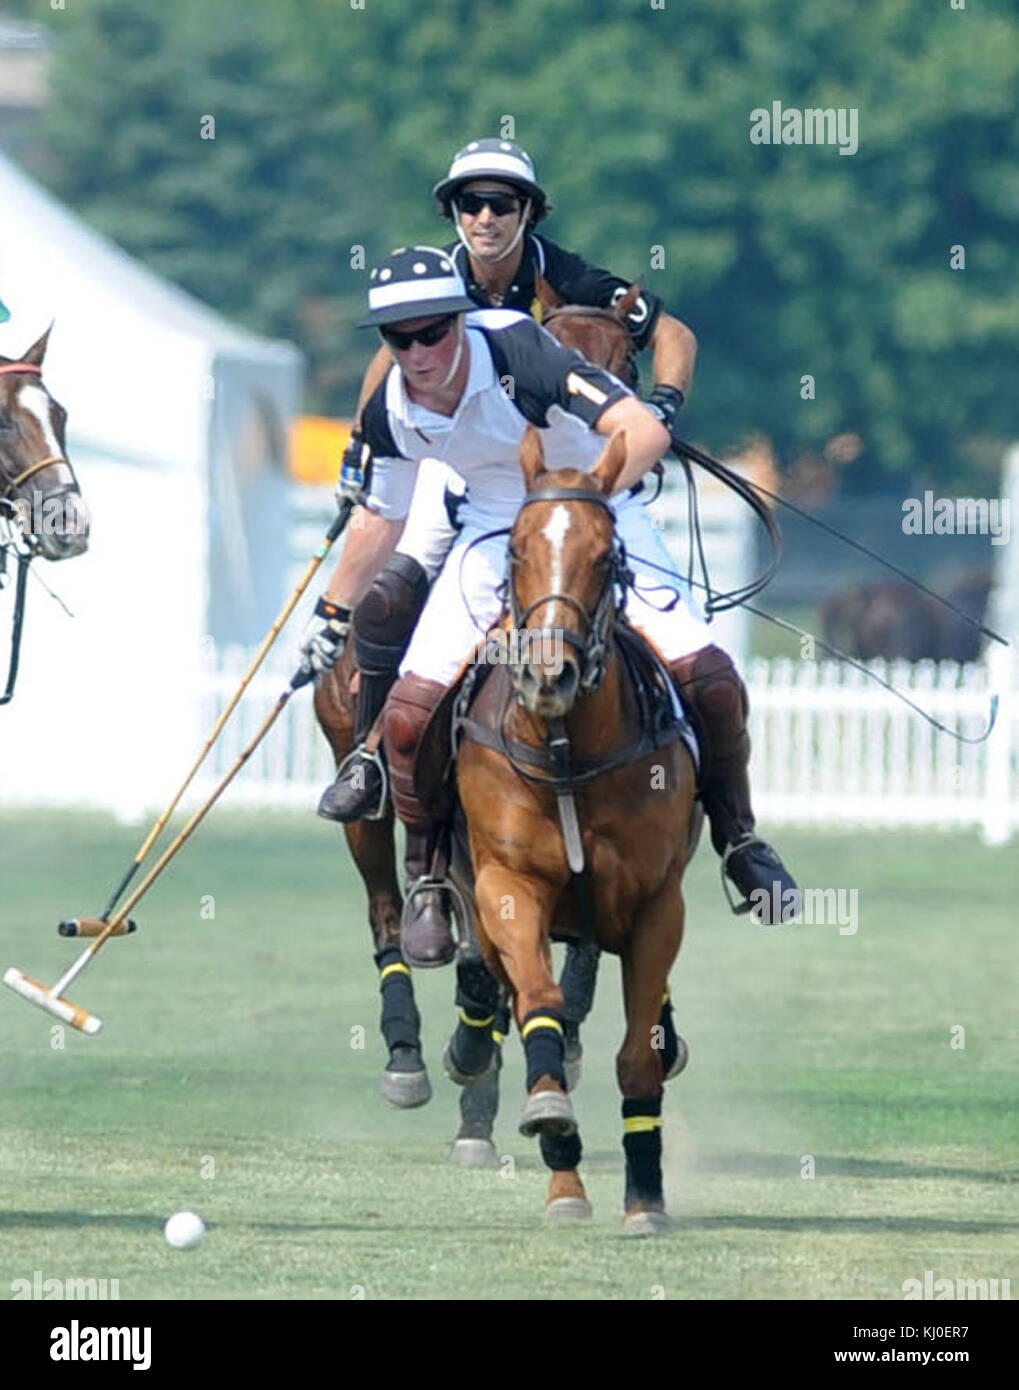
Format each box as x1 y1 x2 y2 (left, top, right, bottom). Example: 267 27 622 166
317 749 386 823
722 837 800 923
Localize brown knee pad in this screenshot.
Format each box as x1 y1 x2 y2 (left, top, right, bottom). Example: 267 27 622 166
354 553 430 671
383 673 447 829
669 644 750 783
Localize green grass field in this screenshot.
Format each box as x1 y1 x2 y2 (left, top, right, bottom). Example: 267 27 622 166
1 809 1016 1300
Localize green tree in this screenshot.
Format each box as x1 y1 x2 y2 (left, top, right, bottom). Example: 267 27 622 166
36 0 1019 489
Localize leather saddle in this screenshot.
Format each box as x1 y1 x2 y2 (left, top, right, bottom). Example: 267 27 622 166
414 621 699 816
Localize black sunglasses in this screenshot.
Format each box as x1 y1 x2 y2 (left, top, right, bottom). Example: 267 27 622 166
456 191 522 218
379 315 456 351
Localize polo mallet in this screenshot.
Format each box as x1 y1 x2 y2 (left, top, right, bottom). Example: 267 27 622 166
4 495 359 1033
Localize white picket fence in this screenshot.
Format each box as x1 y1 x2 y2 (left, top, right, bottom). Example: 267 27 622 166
194 644 1018 844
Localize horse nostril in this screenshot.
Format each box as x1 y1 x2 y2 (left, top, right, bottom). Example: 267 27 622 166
553 664 578 694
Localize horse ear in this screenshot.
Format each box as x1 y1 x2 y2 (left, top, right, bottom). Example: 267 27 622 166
590 429 628 494
613 282 642 320
520 425 548 489
533 270 565 315
22 325 53 367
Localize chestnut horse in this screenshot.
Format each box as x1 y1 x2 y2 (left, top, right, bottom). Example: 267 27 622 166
1 331 90 704
0 330 88 560
448 425 697 1233
312 279 650 1151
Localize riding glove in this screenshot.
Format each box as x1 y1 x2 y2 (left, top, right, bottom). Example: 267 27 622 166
336 429 372 510
299 595 352 678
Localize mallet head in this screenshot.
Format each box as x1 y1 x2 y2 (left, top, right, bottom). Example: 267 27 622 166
58 917 137 938
3 967 102 1034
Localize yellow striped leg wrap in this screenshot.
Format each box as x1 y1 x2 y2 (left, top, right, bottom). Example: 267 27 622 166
521 1014 564 1039
623 1115 663 1134
380 961 411 982
458 1007 494 1028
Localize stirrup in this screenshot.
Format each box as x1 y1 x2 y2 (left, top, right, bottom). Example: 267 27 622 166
335 743 390 821
719 834 772 916
401 874 470 948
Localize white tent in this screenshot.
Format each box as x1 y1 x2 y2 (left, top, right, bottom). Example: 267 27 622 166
0 152 302 815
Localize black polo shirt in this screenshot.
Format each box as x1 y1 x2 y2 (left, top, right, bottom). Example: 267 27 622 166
446 234 663 352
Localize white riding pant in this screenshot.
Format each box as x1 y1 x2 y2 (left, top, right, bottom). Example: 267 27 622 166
394 461 714 686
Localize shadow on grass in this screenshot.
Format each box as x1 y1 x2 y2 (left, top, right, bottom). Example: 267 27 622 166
689 1153 1019 1184
672 1214 1019 1235
0 1211 171 1233
0 1211 371 1234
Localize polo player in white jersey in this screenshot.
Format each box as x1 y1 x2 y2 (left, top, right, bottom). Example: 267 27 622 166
300 247 798 966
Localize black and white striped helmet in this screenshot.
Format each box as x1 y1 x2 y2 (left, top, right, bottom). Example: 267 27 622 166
433 138 549 223
357 246 477 327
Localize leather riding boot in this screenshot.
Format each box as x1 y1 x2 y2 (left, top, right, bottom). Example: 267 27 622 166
384 673 457 968
317 669 390 822
670 645 799 924
317 554 430 823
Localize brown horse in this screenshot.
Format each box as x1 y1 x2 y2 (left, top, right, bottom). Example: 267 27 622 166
822 571 991 664
312 280 653 1150
0 330 89 563
447 424 697 1233
1 330 89 705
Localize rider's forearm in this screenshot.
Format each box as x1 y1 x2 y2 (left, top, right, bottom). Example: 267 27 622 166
596 397 670 495
649 313 697 396
324 508 403 608
354 344 394 425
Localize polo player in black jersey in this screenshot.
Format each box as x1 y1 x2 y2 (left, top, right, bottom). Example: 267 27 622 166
313 140 696 828
299 146 798 969
347 138 694 443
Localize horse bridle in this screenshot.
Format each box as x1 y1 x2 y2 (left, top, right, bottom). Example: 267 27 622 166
0 361 78 503
507 485 633 696
0 360 78 706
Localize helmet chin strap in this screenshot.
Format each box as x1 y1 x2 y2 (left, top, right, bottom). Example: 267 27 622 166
453 198 532 265
438 316 467 388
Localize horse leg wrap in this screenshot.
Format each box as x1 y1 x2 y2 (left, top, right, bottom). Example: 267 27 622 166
450 950 502 1075
375 944 421 1053
659 991 678 1077
521 1007 567 1092
540 1130 582 1171
456 950 502 1015
457 1061 500 1140
455 1003 509 1138
383 673 448 829
559 938 601 1024
669 644 754 856
622 1096 664 1208
353 554 430 744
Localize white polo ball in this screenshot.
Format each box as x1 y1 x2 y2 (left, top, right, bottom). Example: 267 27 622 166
163 1211 206 1250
